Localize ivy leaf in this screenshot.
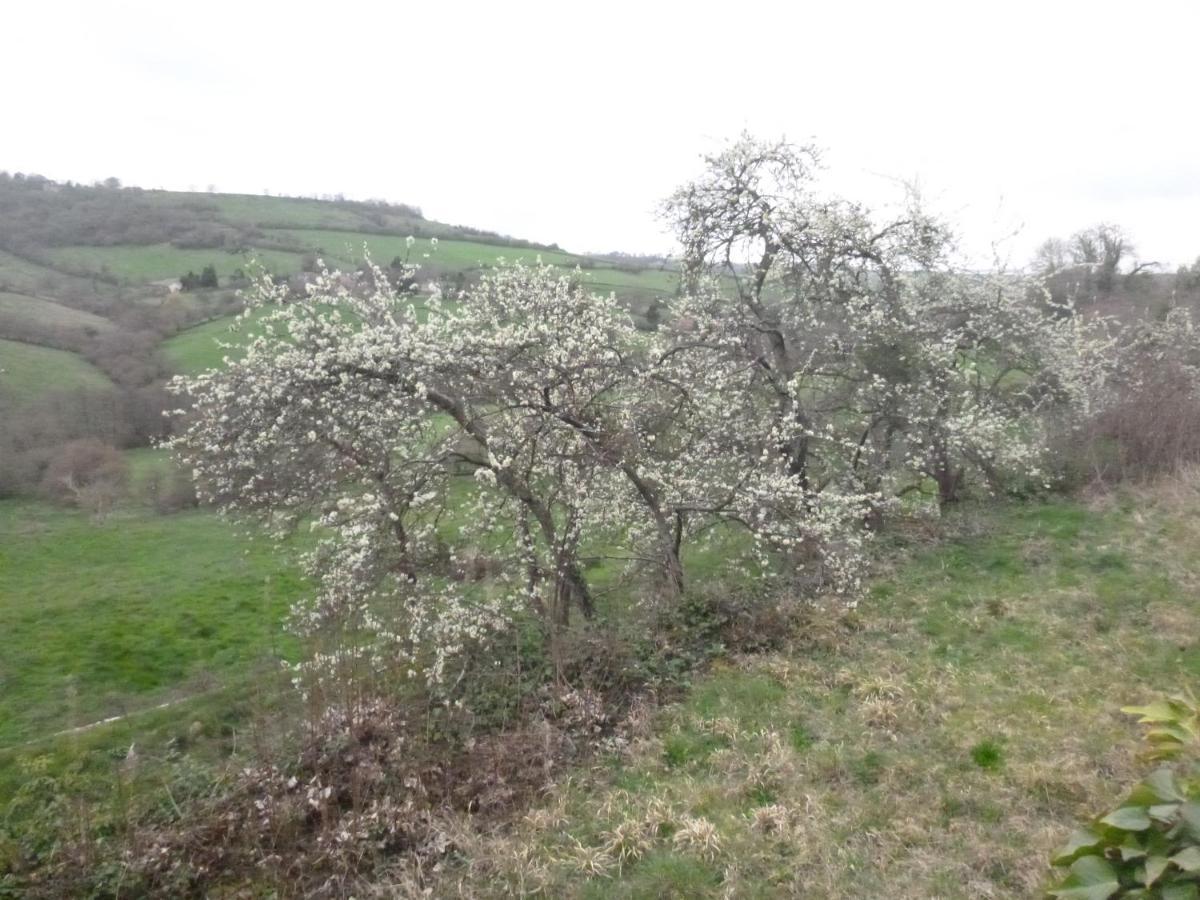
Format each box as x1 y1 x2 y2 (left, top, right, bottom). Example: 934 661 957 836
1100 806 1152 832
1150 803 1183 824
1179 802 1200 841
1047 856 1120 900
1162 884 1200 900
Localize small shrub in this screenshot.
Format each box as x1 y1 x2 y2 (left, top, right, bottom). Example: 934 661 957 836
970 739 1005 771
788 722 814 752
40 439 128 520
1048 691 1200 898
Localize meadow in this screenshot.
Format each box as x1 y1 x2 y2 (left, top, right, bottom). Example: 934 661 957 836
0 338 112 404
0 291 113 334
0 249 118 302
0 491 306 750
45 244 309 283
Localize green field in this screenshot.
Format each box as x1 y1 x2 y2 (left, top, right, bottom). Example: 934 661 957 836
0 499 307 748
0 291 113 333
162 307 268 374
271 228 580 270
186 192 415 231
0 249 118 302
272 228 678 295
46 244 308 283
0 338 113 403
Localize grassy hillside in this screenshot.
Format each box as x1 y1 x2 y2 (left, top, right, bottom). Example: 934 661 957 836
3 479 1198 895
183 192 426 232
273 228 580 269
162 306 275 374
0 498 306 747
0 249 118 303
443 480 1200 898
0 180 680 405
0 338 112 403
0 291 113 333
46 244 307 283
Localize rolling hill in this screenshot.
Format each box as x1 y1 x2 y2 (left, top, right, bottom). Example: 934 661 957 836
0 177 679 401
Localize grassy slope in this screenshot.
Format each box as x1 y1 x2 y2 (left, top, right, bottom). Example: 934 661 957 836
273 228 678 294
446 482 1200 898
0 337 112 402
45 244 307 283
272 228 580 270
0 498 307 748
0 249 118 302
161 307 272 374
0 290 113 333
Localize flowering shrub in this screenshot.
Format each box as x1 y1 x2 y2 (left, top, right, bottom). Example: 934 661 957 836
662 133 1109 509
168 139 1111 708
1078 308 1200 482
168 248 896 698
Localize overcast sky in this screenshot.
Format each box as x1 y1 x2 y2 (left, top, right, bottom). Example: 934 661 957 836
5 0 1198 267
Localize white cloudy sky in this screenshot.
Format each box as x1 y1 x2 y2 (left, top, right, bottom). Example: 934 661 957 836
5 0 1198 266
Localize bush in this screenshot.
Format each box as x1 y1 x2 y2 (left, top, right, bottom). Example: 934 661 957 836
1060 309 1200 486
40 439 127 519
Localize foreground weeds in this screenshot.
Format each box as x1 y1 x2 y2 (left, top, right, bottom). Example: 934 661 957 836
425 477 1200 898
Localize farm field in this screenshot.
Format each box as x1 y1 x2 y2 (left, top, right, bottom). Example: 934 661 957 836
185 192 423 232
0 291 113 333
0 249 119 303
46 244 308 283
0 496 307 749
0 338 112 403
162 305 275 374
271 228 678 294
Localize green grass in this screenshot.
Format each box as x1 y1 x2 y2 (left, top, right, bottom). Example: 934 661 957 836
0 500 307 748
0 290 113 333
162 306 277 374
0 338 113 404
272 228 679 296
46 244 307 283
270 228 581 271
451 483 1200 898
0 249 118 301
183 193 384 230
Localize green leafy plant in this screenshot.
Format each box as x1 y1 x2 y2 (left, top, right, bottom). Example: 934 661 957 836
1048 691 1200 898
1123 694 1200 763
970 739 1005 771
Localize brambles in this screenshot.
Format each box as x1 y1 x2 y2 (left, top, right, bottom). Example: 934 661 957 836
40 438 128 520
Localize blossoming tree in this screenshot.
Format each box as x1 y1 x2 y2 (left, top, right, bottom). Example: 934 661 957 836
661 133 1106 510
